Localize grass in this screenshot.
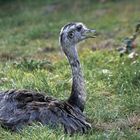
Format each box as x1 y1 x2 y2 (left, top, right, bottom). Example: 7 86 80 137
0 0 140 139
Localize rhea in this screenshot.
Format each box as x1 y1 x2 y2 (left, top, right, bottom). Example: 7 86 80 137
0 22 97 134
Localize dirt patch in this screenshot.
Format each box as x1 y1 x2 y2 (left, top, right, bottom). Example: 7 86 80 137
38 46 58 53
0 52 15 61
92 113 140 132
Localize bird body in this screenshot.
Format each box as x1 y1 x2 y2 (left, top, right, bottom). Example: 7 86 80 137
0 22 97 134
0 89 90 134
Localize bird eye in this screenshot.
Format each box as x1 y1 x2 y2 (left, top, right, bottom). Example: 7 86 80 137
68 31 74 39
76 25 82 32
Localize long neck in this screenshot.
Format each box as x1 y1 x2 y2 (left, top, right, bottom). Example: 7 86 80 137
63 45 86 112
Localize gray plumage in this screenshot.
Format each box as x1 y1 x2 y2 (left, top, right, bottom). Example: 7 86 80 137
0 22 97 134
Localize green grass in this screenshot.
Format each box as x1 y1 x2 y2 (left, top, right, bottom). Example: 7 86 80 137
0 0 140 139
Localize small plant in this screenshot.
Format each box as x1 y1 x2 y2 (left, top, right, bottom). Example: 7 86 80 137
14 59 54 71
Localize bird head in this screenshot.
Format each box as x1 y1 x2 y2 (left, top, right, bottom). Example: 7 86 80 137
59 22 97 47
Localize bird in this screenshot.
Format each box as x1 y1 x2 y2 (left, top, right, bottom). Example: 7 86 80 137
0 22 97 134
117 23 140 57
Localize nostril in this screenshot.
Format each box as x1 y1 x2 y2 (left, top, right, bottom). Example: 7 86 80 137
76 25 82 32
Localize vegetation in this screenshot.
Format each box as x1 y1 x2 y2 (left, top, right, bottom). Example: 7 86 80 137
0 0 140 139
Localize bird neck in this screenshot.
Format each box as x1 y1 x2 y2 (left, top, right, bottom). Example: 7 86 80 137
63 45 86 112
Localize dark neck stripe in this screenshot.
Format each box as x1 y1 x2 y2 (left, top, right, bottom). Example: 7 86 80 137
63 23 76 31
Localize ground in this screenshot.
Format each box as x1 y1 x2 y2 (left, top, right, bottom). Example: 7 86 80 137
0 0 140 139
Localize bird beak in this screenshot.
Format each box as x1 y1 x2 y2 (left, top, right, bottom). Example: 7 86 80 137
83 29 97 39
